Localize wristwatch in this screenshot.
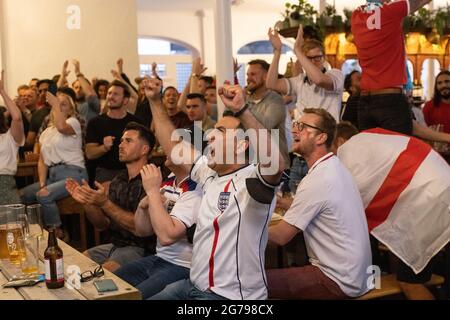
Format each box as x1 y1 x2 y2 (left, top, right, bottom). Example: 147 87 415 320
233 103 249 118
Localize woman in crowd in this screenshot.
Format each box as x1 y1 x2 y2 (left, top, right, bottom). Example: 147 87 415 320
22 89 88 238
0 70 25 204
94 79 110 114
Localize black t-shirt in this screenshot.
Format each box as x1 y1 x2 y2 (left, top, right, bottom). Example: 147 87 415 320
85 113 143 170
134 99 153 128
342 95 360 130
29 106 51 133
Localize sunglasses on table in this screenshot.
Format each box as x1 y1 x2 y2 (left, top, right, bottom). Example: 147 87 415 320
80 265 105 283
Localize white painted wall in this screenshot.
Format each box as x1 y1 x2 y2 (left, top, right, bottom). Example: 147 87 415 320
0 0 4 78
0 0 139 97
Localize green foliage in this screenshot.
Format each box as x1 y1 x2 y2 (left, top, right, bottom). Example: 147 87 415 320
279 3 449 38
323 5 336 17
283 0 318 24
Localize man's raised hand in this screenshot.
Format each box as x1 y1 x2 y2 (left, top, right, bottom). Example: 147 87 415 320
62 61 71 78
143 78 162 101
72 59 81 75
46 92 60 109
268 28 282 52
140 164 162 194
294 25 304 55
117 58 124 74
218 85 246 113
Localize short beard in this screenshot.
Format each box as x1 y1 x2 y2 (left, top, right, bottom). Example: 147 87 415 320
247 83 261 94
121 155 140 164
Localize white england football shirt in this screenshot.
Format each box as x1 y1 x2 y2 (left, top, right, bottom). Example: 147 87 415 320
283 153 372 297
190 156 277 300
156 175 202 269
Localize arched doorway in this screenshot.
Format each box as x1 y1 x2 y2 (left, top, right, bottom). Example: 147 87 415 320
138 37 200 91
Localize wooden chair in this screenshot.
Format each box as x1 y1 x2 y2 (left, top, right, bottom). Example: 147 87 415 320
356 274 445 300
57 196 87 251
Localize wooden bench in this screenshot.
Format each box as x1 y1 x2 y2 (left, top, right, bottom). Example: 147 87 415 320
57 196 87 251
356 274 445 300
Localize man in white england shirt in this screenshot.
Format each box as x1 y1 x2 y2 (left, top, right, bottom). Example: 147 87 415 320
143 78 285 300
268 108 372 299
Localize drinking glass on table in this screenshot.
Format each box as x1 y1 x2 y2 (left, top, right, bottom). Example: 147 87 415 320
26 204 43 238
18 235 40 275
5 207 26 265
7 204 28 237
0 205 11 260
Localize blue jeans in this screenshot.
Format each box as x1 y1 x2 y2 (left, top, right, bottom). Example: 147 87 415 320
115 255 190 299
22 164 88 227
289 157 308 194
149 279 228 300
87 243 145 267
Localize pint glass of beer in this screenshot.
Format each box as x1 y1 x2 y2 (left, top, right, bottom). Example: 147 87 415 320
0 206 10 260
5 206 26 265
19 236 39 275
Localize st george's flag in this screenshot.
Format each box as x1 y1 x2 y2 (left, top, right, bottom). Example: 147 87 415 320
338 128 450 274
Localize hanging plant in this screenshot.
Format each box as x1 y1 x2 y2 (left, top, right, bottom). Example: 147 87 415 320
283 0 318 28
343 8 353 32
320 5 336 27
434 6 450 36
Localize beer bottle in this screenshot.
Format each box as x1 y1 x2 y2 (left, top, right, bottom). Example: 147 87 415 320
44 228 64 289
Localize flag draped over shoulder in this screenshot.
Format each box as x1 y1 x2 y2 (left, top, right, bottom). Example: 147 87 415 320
338 128 450 274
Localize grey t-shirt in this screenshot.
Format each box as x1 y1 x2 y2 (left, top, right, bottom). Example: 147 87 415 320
247 90 290 169
77 95 100 124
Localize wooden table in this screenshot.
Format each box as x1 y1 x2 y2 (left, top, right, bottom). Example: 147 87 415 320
0 232 141 300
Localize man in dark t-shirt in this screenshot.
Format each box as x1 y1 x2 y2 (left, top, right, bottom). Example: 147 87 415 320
162 86 192 129
24 79 56 149
134 98 153 128
85 80 144 183
67 122 157 272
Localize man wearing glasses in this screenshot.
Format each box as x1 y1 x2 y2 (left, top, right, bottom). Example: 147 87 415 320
268 108 372 299
267 26 344 122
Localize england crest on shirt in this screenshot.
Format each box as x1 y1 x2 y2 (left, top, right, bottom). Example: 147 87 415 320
218 192 231 212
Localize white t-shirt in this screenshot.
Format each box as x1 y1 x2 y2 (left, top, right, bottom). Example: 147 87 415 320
39 117 85 169
156 175 202 269
0 130 24 175
190 156 277 300
283 153 372 297
285 69 344 122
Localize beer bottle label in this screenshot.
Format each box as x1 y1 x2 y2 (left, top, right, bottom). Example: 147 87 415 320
45 258 65 281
